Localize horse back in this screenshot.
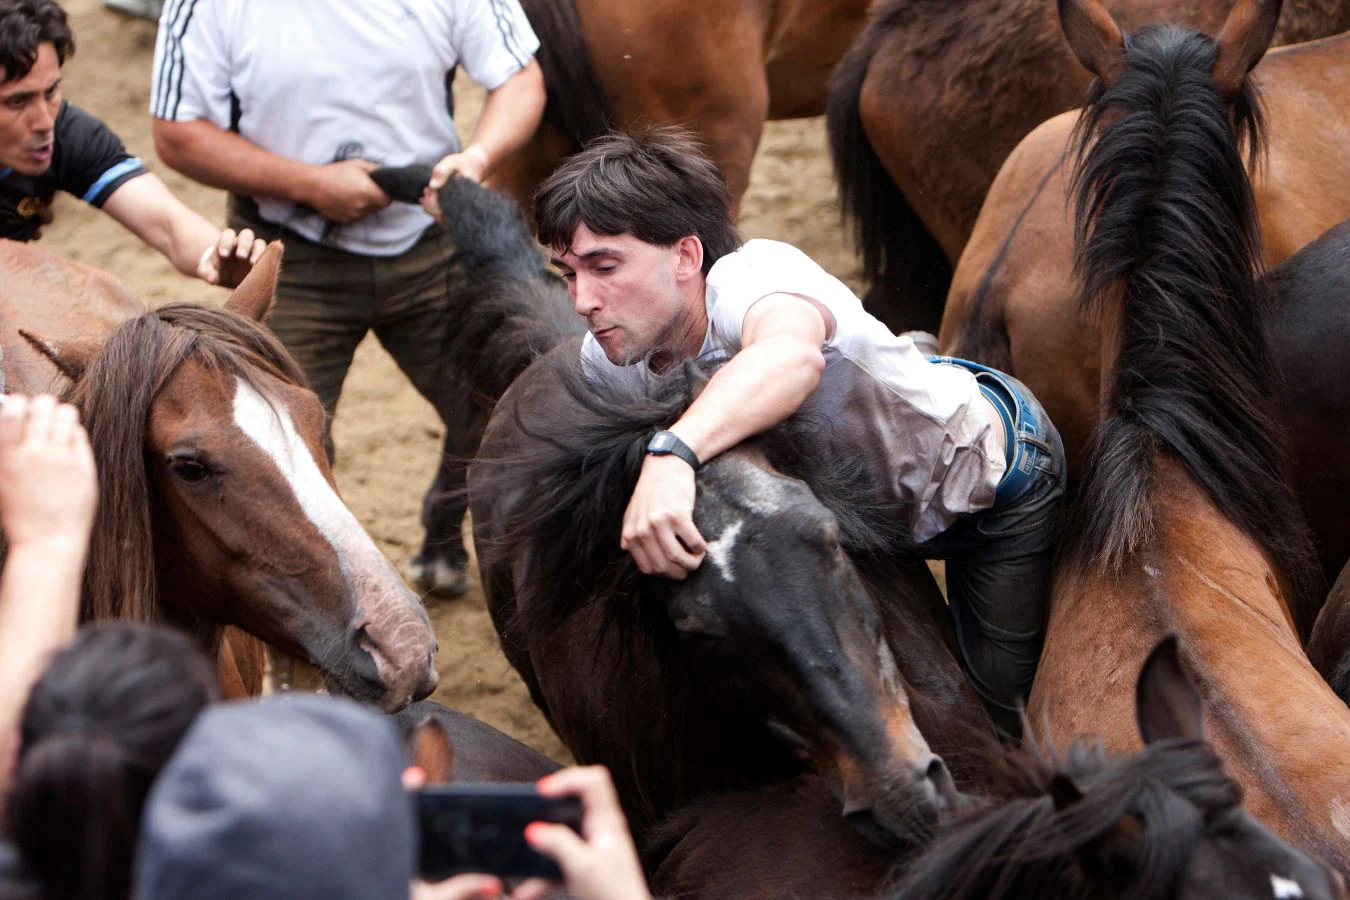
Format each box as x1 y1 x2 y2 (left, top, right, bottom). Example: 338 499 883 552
0 241 144 394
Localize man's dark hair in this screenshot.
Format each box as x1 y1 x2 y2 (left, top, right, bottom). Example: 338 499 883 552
534 126 742 274
3 623 217 900
0 0 74 85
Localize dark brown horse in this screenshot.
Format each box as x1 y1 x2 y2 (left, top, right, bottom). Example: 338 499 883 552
827 0 1350 332
1026 0 1350 868
0 241 438 711
468 350 991 848
649 638 1346 899
493 0 870 217
939 31 1350 581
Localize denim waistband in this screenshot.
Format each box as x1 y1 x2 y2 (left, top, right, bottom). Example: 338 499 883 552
928 356 1052 507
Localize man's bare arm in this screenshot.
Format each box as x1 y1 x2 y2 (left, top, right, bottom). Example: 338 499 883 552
152 117 390 223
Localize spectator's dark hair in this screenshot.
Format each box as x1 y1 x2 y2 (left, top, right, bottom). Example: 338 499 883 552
3 623 217 900
534 126 742 274
0 0 74 85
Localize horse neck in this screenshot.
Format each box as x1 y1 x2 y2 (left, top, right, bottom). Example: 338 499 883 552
1048 461 1350 870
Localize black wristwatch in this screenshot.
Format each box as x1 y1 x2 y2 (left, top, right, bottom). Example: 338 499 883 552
646 430 701 471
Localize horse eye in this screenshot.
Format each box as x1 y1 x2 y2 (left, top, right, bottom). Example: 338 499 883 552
167 454 213 483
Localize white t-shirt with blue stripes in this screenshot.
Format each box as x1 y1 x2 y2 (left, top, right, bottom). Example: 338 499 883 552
149 0 539 256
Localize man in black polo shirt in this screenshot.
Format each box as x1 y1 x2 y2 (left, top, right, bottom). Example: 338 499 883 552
0 0 262 286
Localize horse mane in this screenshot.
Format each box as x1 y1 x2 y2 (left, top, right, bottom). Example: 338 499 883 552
888 734 1242 900
1061 24 1321 635
473 351 911 660
61 303 307 625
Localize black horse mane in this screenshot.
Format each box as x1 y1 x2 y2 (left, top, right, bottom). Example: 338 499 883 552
472 351 912 659
1062 25 1321 635
888 734 1242 900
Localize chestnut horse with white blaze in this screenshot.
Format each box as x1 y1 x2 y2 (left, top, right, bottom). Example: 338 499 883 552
1027 0 1350 869
0 240 437 711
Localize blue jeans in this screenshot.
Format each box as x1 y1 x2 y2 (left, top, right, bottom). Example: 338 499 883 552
922 359 1067 737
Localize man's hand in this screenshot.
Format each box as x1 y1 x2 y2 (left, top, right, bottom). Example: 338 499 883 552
620 454 705 579
303 159 391 223
420 148 489 222
0 395 97 553
197 227 267 288
512 766 652 900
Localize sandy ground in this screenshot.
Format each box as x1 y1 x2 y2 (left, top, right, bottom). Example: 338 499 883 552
45 0 861 762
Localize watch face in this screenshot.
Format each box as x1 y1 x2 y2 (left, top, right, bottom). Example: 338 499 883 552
648 432 676 453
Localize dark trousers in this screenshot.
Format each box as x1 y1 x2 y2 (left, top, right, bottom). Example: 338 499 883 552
919 368 1067 738
232 204 456 459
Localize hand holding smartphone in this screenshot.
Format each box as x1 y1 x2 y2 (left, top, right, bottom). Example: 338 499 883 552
415 784 583 881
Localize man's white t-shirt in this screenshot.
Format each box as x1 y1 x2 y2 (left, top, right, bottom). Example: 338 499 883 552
149 0 539 256
581 239 1007 544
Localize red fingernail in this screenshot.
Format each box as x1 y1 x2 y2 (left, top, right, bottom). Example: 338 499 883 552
523 822 546 844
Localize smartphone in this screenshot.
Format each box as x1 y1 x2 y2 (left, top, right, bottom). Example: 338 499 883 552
414 784 583 881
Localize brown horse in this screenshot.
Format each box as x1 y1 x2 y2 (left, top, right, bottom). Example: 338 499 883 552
827 0 1350 332
494 0 869 217
1027 0 1350 869
0 240 438 711
469 349 991 848
940 31 1350 579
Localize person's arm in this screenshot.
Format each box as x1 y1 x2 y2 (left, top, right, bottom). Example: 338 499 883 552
152 117 391 224
421 59 546 219
0 395 98 803
100 173 266 287
620 295 828 579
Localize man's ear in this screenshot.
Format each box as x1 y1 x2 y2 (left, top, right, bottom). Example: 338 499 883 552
674 235 705 282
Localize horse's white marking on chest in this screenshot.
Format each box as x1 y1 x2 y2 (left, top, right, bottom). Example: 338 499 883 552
706 519 744 583
1271 875 1304 899
231 378 366 561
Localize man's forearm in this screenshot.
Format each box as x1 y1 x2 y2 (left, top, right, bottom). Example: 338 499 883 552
464 60 546 173
668 336 825 463
0 540 87 800
153 117 318 206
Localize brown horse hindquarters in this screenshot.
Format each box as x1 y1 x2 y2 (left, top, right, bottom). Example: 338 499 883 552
1033 460 1350 868
502 0 867 215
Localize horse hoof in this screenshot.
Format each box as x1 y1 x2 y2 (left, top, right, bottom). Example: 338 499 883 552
410 555 471 599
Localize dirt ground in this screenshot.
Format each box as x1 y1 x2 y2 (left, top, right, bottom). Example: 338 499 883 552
46 0 862 762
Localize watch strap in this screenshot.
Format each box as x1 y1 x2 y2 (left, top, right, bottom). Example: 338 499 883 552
646 430 701 471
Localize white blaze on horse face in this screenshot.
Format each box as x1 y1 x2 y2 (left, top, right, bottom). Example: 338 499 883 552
1271 875 1304 899
705 519 744 583
231 378 432 696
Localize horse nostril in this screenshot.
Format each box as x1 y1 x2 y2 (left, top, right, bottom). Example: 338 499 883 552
925 755 957 812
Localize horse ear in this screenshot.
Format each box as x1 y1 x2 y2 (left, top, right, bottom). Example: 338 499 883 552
223 240 284 323
409 716 457 784
1135 635 1205 744
1211 0 1282 98
1058 0 1126 84
683 359 710 402
19 329 97 381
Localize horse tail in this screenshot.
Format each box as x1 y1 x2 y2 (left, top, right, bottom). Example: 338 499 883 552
518 0 613 148
826 23 951 334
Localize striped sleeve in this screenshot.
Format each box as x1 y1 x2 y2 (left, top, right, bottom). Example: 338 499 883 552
149 0 232 125
450 0 541 91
